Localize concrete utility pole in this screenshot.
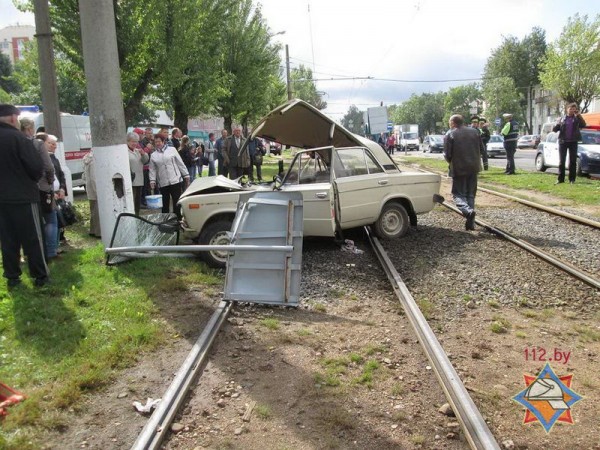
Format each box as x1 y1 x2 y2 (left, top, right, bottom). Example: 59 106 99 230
79 0 133 246
33 0 73 200
286 44 292 100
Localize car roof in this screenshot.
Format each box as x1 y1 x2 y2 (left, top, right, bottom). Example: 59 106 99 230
249 99 386 157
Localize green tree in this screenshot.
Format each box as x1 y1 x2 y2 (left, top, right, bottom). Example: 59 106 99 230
540 14 600 113
0 52 20 94
341 105 364 134
443 83 482 126
18 0 171 124
481 77 522 132
482 28 547 132
391 92 446 136
289 64 327 110
215 0 284 132
160 0 233 133
9 42 87 114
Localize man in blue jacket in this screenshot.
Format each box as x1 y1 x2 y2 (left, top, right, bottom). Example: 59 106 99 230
0 104 49 288
552 103 586 184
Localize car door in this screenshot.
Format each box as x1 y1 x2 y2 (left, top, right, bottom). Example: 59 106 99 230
543 132 560 167
331 147 389 229
281 148 336 237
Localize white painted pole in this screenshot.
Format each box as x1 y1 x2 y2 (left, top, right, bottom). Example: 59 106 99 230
79 0 134 245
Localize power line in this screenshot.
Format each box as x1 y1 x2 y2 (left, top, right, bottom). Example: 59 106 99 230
308 76 485 83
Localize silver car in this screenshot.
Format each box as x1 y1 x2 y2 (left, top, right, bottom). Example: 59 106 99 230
178 100 441 267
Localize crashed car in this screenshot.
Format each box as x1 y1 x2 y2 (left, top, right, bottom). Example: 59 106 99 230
178 99 441 267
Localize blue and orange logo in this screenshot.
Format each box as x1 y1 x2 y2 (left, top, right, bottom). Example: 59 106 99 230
513 363 583 433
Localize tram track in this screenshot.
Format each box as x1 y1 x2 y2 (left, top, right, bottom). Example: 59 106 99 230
130 176 597 449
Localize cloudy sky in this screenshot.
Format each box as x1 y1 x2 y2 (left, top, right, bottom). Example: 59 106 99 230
2 0 599 120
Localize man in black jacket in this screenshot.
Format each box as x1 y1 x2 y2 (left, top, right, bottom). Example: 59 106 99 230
0 104 49 287
444 114 488 231
553 103 586 184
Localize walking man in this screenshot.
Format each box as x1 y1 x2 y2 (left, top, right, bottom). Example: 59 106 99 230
553 103 586 184
501 113 518 174
216 129 228 177
0 104 49 287
444 114 488 231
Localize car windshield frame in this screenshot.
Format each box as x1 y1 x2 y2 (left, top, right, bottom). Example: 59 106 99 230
489 135 504 143
430 135 444 143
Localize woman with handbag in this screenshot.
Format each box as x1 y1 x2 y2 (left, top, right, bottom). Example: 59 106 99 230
149 134 190 219
127 132 150 215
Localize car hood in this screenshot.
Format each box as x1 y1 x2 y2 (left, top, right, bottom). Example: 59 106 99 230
249 99 382 153
179 175 258 200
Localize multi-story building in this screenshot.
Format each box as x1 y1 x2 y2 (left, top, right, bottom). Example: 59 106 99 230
0 24 35 65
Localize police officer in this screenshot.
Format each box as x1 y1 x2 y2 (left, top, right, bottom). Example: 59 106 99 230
501 113 519 174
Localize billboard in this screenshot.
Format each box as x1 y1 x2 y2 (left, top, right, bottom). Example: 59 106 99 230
367 106 388 135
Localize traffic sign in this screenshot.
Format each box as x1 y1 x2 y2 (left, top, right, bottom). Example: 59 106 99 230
495 117 501 126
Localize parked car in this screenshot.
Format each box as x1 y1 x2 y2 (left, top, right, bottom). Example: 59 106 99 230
517 135 538 149
420 135 445 153
535 129 600 176
178 99 442 268
486 135 506 158
266 140 282 155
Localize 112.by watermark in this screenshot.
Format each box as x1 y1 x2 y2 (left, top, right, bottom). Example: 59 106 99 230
524 347 571 365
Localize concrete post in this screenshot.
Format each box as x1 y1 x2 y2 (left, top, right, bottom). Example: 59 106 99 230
33 0 73 201
79 0 133 245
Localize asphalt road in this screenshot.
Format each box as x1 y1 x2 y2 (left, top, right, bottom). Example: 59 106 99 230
405 147 543 173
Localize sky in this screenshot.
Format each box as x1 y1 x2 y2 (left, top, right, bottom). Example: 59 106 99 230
2 0 599 121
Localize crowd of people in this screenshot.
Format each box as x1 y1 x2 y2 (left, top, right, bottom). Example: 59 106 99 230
115 125 267 219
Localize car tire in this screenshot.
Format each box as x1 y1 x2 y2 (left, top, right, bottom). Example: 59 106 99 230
535 153 547 172
373 203 409 240
198 220 232 269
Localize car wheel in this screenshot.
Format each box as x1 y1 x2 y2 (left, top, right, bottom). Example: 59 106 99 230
373 203 409 240
535 153 547 172
198 220 232 268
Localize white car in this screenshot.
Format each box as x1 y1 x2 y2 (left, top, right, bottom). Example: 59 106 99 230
178 100 441 267
486 135 506 158
535 129 600 176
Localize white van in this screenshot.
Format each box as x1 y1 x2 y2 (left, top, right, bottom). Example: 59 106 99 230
19 110 92 187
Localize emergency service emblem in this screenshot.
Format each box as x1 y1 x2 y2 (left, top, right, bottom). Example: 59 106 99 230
512 363 582 433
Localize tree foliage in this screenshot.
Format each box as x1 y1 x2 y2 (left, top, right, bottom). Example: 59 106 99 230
443 84 481 126
215 0 285 132
0 52 20 94
9 42 87 114
480 77 522 132
390 92 446 136
481 27 547 132
540 14 600 113
289 65 327 110
341 105 364 134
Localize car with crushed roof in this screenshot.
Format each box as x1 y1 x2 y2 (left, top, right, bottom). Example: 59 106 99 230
178 99 442 268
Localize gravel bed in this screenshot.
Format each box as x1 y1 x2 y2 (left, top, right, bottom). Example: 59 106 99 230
477 203 600 275
379 207 600 314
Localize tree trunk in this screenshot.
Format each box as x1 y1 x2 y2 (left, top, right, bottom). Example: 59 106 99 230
123 67 153 126
224 115 232 134
173 90 188 134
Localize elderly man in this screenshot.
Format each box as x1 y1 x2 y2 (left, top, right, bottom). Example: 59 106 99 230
444 114 488 231
223 126 249 180
501 113 519 174
0 104 49 287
